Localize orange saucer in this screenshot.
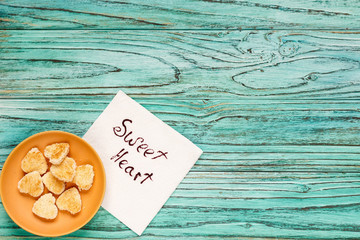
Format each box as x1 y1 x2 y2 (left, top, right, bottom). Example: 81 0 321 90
0 131 106 237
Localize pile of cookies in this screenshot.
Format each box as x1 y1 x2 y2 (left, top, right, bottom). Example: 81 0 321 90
17 143 94 220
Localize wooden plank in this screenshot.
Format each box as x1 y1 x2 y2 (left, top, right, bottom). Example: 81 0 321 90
1 172 360 238
0 0 359 30
1 3 360 237
1 98 360 172
1 30 360 99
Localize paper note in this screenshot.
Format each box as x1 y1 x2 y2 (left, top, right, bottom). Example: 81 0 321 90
83 91 202 235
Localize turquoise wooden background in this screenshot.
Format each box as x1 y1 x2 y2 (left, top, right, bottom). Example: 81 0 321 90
1 0 360 239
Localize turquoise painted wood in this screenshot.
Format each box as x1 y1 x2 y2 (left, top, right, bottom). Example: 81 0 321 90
0 0 360 29
1 0 360 239
1 30 360 99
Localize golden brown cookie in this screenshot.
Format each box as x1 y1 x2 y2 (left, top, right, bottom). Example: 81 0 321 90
74 164 94 191
56 187 81 215
50 157 76 182
32 193 58 220
42 172 65 195
44 143 70 165
18 171 44 197
21 147 47 175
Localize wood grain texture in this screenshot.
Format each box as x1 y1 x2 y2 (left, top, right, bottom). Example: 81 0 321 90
1 0 360 239
0 0 360 30
0 96 360 156
1 172 360 238
1 98 360 238
1 30 360 99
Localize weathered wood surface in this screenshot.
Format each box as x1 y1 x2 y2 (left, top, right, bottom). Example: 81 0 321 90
1 171 360 238
0 0 360 30
1 98 360 172
1 98 360 238
1 30 360 99
1 0 360 239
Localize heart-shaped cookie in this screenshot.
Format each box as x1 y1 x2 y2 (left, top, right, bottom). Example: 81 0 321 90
21 147 47 175
42 172 65 195
74 164 94 191
56 187 82 214
18 171 44 197
32 193 58 220
50 157 76 182
44 143 70 165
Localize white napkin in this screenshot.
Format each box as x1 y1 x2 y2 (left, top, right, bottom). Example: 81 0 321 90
83 91 202 235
